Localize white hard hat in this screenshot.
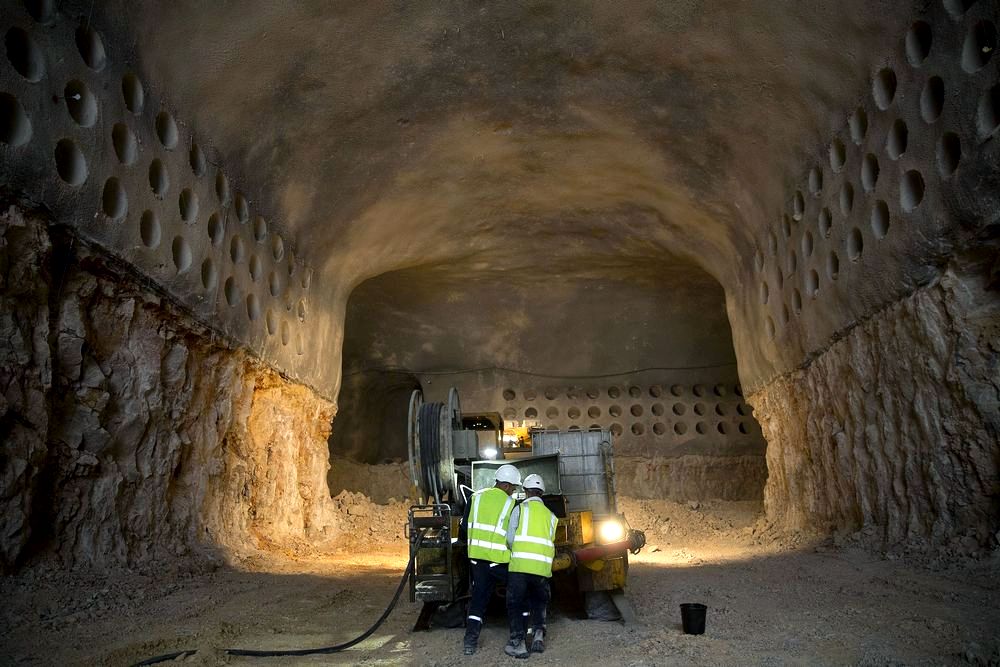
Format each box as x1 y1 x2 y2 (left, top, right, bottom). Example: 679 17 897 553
495 464 522 485
522 474 545 493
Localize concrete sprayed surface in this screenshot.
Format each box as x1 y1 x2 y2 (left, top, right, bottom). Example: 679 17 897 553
3 498 999 666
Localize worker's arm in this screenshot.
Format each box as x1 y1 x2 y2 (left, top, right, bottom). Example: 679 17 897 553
506 503 520 550
458 495 473 543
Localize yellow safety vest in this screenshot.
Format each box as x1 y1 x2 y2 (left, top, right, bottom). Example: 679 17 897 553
509 500 557 577
467 487 515 563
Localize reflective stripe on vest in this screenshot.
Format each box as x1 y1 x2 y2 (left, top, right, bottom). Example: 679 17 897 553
509 501 557 576
467 487 514 563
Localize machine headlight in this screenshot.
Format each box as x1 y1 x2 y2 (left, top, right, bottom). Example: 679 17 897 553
597 518 625 544
482 447 498 460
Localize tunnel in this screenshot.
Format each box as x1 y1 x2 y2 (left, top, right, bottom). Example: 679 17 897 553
1 1 999 664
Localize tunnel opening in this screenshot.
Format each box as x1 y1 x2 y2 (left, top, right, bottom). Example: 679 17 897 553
328 256 768 507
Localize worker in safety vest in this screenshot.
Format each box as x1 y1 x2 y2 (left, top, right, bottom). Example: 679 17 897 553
462 463 522 656
503 473 557 659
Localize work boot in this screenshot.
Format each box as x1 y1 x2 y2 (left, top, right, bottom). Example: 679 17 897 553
504 640 530 659
463 629 479 655
530 628 545 654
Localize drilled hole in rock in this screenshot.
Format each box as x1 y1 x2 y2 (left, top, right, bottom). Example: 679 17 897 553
230 236 246 263
216 170 230 206
976 84 1000 139
224 277 240 307
651 403 664 416
631 423 645 436
962 21 996 73
802 230 814 257
249 255 263 281
524 389 536 401
786 249 797 274
296 299 306 322
280 321 291 346
861 154 879 192
715 403 726 415
64 80 96 127
827 251 840 281
609 404 622 418
767 230 778 255
780 303 789 325
737 403 749 416
871 200 890 239
774 266 784 290
587 406 600 418
75 26 106 71
101 177 127 221
839 183 854 216
693 384 706 397
938 132 961 177
156 111 178 149
54 138 86 185
171 236 191 272
873 68 897 110
122 73 144 114
753 248 764 272
628 385 641 398
198 258 217 290
567 407 581 420
522 407 537 419
649 385 663 398
916 78 945 127
806 269 819 297
111 123 137 165
886 119 907 160
670 384 683 396
608 386 621 399
5 27 44 82
673 422 688 435
139 210 160 248
792 191 804 220
829 138 846 172
765 315 775 339
271 236 284 261
268 271 283 298
900 170 925 212
179 189 198 223
301 268 313 290
695 421 708 435
190 144 206 177
235 193 249 222
148 159 169 197
265 310 277 336
849 108 868 145
585 388 599 400
792 288 802 313
253 216 267 242
246 294 261 322
847 227 864 261
544 387 558 400
208 213 224 246
25 0 56 24
782 215 792 239
808 167 823 196
717 422 729 435
672 402 686 416
943 0 977 19
0 93 31 146
630 404 643 417
652 422 666 436
610 423 623 437
906 21 933 66
760 281 769 305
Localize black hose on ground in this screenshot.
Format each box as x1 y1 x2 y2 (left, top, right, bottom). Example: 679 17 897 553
131 531 424 666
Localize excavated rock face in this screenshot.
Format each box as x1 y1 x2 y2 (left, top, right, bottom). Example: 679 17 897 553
0 207 338 571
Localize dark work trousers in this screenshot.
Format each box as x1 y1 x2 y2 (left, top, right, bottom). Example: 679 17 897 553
464 559 508 644
506 571 550 641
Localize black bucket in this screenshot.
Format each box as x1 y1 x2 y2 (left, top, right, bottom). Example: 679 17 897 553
680 603 707 635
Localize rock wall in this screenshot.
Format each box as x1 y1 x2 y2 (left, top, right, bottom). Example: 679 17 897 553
750 268 1000 546
0 206 339 572
615 455 766 502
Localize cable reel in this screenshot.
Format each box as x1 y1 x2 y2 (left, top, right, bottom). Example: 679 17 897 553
407 388 464 508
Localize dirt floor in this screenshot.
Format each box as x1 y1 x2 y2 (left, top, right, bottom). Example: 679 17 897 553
3 498 999 666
